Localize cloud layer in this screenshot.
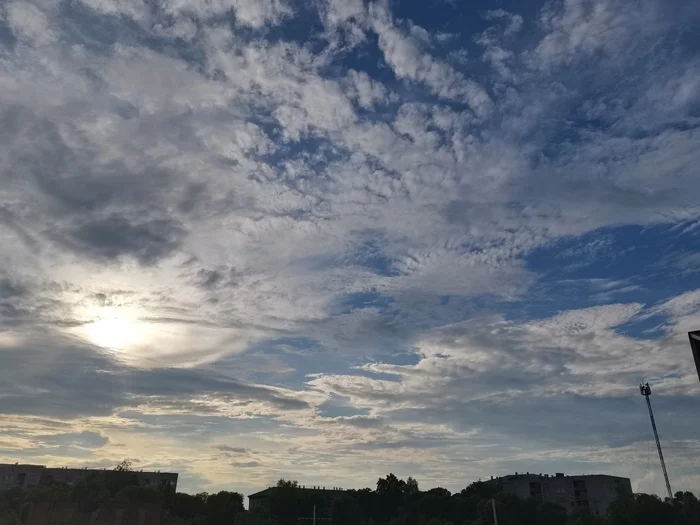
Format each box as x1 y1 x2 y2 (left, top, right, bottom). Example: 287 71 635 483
1 0 700 497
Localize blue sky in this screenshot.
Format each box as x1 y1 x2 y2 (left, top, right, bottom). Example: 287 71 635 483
1 0 700 499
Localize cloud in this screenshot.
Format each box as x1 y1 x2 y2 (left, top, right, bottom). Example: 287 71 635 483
322 0 366 27
80 0 293 28
369 3 493 116
0 277 25 299
0 332 310 420
231 461 260 468
668 252 700 274
217 446 248 454
38 431 110 450
4 2 56 46
483 9 524 36
55 214 185 265
533 0 657 68
345 70 391 109
79 0 150 19
311 301 696 418
166 0 293 28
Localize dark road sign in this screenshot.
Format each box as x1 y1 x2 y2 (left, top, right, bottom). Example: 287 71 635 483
689 331 700 383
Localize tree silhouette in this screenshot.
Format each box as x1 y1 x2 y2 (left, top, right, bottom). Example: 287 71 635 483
114 459 133 472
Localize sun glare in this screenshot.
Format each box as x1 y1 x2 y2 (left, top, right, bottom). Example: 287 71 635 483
84 314 144 351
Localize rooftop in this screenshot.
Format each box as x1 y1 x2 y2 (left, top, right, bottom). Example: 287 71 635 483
490 472 630 481
249 486 345 498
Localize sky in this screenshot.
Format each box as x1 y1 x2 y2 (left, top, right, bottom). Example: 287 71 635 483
1 0 700 501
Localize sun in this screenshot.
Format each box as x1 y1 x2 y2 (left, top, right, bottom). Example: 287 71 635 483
84 314 144 351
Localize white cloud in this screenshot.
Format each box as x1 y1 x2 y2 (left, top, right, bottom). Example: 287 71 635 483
323 0 366 27
163 0 292 27
228 0 293 28
532 0 665 68
483 9 524 36
5 2 56 46
369 3 493 116
345 70 390 109
152 18 199 41
475 10 523 81
309 300 699 420
669 252 700 274
79 0 292 28
79 0 150 19
652 289 700 338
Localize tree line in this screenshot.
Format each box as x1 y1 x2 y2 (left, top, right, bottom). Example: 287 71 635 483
256 474 700 525
0 466 698 525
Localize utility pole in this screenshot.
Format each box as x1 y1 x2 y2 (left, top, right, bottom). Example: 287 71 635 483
491 498 498 525
639 382 673 500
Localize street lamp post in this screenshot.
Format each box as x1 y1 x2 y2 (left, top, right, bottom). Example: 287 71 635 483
639 383 673 501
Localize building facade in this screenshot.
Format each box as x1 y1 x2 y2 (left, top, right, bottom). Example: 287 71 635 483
488 472 632 517
0 464 45 491
0 463 178 492
21 501 164 525
248 486 345 512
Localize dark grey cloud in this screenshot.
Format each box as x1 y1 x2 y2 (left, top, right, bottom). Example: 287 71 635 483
217 445 248 453
0 275 31 328
0 207 40 250
178 182 208 214
194 267 240 290
317 415 385 430
127 367 309 411
58 214 185 265
38 431 110 449
0 277 26 299
196 268 224 289
231 461 260 468
1 107 187 266
0 337 127 418
0 332 309 420
1 109 150 212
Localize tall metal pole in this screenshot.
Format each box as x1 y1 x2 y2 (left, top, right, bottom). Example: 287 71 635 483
491 498 498 525
639 383 673 500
